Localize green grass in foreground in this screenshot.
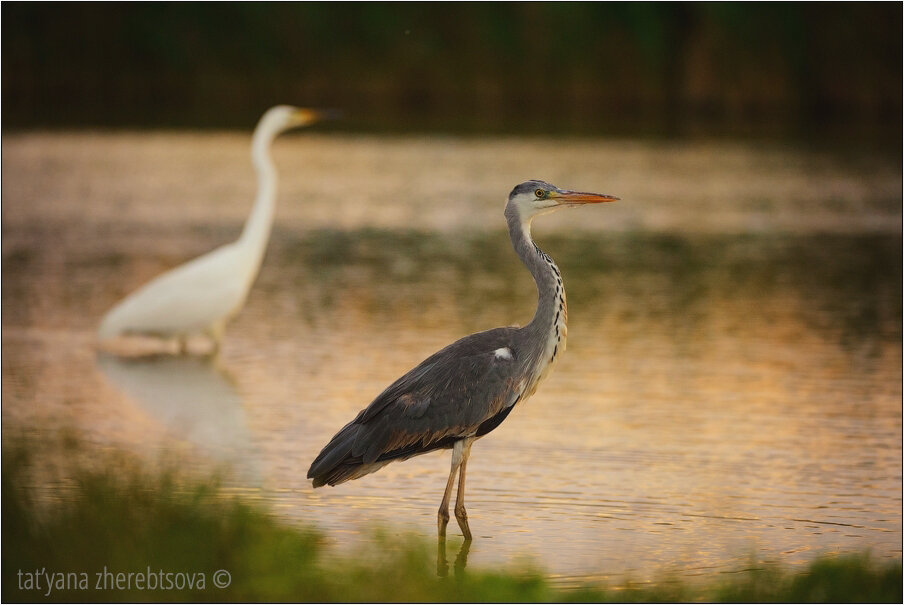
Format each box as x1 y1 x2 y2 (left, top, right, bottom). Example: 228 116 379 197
2 446 901 603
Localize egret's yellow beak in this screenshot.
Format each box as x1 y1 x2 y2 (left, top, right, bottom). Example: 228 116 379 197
549 190 620 206
292 108 321 125
291 108 342 126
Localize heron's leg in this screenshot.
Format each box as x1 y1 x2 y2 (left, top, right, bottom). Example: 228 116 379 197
437 440 465 537
454 438 474 540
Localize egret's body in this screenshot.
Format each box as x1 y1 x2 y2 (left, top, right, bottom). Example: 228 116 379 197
308 181 618 539
98 105 324 353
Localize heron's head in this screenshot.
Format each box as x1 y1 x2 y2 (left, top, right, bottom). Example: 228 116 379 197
507 180 619 221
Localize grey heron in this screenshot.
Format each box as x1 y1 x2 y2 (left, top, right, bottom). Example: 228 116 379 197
307 180 618 539
98 105 328 355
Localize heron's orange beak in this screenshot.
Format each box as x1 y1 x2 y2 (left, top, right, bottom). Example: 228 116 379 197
550 190 620 206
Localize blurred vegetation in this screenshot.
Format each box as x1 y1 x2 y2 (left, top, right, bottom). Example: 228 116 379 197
2 3 900 138
3 441 901 602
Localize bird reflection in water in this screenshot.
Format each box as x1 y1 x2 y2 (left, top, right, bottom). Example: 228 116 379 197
96 353 258 480
437 536 471 578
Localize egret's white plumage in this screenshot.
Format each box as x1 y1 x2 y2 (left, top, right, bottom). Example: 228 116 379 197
98 105 325 353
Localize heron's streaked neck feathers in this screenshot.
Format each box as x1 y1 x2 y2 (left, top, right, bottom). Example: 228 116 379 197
505 205 566 343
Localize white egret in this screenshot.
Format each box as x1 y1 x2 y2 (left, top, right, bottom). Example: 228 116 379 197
98 105 327 354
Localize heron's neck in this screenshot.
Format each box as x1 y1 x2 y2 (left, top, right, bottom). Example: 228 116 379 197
238 126 280 272
506 206 567 362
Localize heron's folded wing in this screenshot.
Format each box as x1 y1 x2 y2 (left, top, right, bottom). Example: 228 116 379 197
358 347 521 463
307 327 522 477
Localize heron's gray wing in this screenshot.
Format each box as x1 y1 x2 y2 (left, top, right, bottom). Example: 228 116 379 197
308 327 524 486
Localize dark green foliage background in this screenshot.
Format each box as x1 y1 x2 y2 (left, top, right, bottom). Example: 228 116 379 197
3 2 901 135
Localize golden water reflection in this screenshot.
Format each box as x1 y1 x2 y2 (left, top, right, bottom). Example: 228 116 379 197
2 133 900 584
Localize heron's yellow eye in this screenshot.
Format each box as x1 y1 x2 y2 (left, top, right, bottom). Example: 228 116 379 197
535 189 545 198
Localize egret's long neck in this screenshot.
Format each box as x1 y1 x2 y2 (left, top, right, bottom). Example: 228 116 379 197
238 123 280 274
506 204 568 366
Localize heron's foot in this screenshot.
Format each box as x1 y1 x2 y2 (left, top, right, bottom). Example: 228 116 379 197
436 534 449 577
454 505 472 541
437 507 450 537
454 537 472 577
437 534 471 578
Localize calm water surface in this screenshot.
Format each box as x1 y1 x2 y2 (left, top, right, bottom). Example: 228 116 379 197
2 132 901 584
